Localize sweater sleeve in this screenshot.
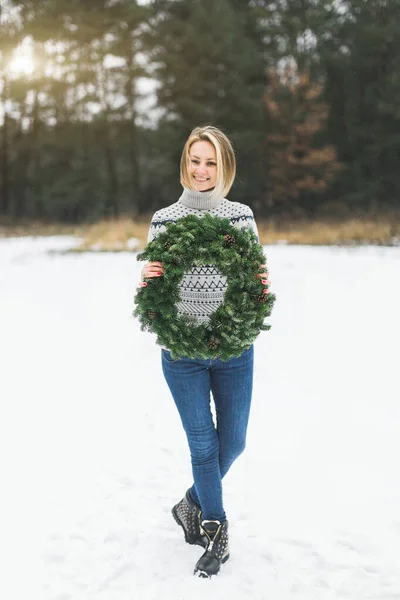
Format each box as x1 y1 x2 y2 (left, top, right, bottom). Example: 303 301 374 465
230 204 260 243
147 209 174 243
136 212 161 288
246 208 259 243
147 211 159 243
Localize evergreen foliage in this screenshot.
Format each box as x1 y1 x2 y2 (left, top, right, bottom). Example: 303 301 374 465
144 0 267 206
264 66 342 216
317 0 400 211
134 214 276 360
1 0 400 222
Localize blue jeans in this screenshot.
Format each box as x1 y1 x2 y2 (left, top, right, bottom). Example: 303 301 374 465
161 345 254 522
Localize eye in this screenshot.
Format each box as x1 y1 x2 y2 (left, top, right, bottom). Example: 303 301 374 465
191 159 199 164
207 162 216 167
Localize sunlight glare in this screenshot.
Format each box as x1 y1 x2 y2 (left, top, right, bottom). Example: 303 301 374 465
8 43 35 77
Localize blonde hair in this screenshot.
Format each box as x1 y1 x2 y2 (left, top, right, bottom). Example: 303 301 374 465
180 125 236 198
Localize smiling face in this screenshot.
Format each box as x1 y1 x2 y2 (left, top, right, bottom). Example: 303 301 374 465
180 126 236 198
188 140 217 191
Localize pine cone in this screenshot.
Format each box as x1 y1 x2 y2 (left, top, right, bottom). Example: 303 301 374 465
223 234 236 247
147 310 158 319
256 293 268 303
208 339 219 350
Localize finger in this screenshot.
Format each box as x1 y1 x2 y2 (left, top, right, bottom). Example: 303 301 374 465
146 267 163 273
143 267 164 277
142 263 163 274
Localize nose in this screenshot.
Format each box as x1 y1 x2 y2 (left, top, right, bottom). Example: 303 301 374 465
195 163 208 174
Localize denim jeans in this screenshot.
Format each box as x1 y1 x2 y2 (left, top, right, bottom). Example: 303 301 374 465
161 345 254 522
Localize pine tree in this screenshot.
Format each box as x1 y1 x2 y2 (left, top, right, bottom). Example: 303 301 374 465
0 4 21 216
318 0 400 212
5 0 147 221
264 65 341 215
144 0 267 205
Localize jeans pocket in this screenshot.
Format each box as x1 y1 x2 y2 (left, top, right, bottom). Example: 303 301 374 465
161 349 181 363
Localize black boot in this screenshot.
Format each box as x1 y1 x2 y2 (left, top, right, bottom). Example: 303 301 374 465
194 520 230 578
172 490 207 548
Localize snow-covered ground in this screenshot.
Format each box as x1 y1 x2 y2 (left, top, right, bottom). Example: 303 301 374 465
1 236 400 600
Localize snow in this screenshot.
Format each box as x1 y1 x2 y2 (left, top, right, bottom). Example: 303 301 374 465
1 235 400 600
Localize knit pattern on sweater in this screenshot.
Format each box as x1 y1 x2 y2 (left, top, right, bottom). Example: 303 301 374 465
147 193 259 325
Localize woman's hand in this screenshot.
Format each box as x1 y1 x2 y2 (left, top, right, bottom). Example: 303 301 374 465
139 261 164 287
257 264 271 294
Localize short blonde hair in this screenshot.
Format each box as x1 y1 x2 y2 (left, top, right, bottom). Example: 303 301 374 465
180 125 236 198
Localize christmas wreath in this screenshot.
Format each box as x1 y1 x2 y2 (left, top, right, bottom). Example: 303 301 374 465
133 213 276 361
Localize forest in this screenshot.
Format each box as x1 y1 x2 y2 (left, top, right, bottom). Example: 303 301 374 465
1 0 399 227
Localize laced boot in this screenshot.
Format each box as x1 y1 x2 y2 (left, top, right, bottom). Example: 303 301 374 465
194 519 230 578
172 490 207 548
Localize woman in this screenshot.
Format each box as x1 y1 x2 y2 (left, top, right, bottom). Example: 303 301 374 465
139 125 270 578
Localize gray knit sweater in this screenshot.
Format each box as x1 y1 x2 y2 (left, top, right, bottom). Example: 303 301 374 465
147 187 259 325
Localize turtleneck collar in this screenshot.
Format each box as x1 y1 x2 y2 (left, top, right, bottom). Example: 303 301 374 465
179 187 223 210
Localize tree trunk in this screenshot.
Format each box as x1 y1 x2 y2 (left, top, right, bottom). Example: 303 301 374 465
103 122 119 219
0 113 10 216
127 47 140 216
99 61 120 219
30 90 42 219
0 75 11 216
